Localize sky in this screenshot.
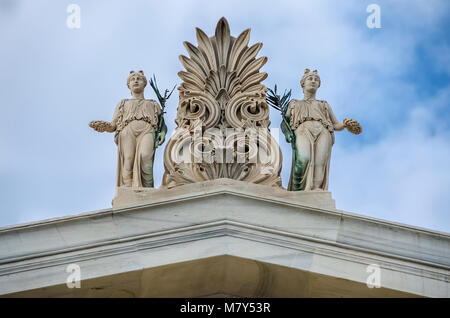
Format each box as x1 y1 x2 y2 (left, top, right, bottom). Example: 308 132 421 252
0 0 449 232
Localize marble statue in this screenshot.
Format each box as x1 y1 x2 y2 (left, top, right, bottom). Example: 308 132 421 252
281 69 362 191
89 70 167 188
162 17 282 188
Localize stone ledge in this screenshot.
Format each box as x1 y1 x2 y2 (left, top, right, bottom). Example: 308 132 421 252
2 255 423 298
0 229 447 297
112 178 336 210
0 179 448 297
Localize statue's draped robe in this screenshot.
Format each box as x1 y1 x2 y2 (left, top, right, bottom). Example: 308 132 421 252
111 99 160 187
287 99 339 191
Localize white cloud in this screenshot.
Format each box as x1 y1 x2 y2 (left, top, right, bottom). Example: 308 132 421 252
0 0 449 233
330 86 450 232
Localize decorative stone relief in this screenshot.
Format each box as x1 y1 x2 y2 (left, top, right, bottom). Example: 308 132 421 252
162 18 282 188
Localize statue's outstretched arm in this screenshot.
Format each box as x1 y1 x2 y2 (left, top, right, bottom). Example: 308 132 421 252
333 122 345 131
326 103 344 131
327 102 362 134
89 101 122 133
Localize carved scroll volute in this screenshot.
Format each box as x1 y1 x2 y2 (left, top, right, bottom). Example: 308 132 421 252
163 17 282 188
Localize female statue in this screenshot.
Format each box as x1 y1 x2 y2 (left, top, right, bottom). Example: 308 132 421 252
282 69 361 191
90 70 166 188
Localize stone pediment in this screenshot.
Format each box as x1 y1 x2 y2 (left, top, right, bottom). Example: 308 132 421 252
0 179 449 297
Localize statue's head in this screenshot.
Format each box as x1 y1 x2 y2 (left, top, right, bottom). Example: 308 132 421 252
127 70 147 93
300 69 321 93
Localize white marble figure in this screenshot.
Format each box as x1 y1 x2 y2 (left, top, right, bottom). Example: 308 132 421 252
285 69 361 191
90 70 166 187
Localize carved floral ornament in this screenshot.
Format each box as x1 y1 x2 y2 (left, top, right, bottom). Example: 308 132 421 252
162 18 283 188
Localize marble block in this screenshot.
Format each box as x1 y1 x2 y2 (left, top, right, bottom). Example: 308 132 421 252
112 178 336 210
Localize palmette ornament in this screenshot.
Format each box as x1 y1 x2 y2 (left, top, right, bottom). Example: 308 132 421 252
162 18 282 189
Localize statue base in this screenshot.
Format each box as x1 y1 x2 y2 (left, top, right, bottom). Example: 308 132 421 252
112 178 336 210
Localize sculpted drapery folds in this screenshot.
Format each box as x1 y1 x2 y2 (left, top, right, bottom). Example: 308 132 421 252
162 18 282 188
283 69 362 191
90 70 166 188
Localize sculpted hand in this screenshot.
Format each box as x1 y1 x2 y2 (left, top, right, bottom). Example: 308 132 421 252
89 120 116 133
343 118 362 135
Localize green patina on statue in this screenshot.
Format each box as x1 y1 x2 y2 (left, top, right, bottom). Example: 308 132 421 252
268 69 362 191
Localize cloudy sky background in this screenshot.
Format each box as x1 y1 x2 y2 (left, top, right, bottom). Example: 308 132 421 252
0 0 449 232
